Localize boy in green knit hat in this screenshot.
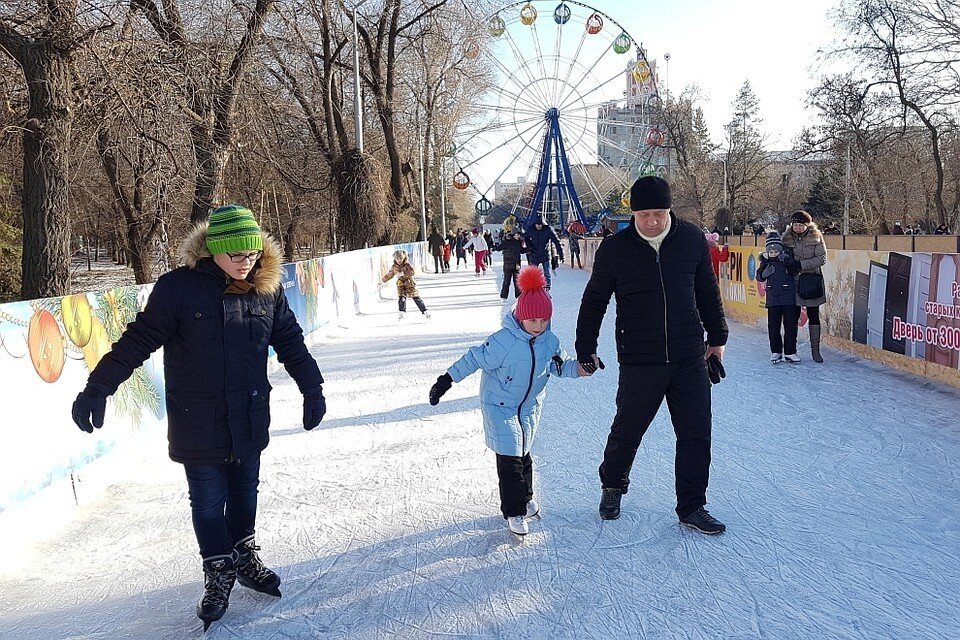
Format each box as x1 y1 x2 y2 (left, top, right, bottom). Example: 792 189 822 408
71 204 327 630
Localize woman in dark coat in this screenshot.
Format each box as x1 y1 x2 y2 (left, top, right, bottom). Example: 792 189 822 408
71 205 326 630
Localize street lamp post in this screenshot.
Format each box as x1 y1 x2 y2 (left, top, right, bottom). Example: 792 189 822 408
352 0 370 152
843 139 851 235
417 121 428 241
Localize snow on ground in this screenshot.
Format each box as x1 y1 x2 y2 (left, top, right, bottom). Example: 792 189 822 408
2 256 959 639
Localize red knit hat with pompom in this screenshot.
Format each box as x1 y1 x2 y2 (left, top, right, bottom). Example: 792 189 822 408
514 266 553 321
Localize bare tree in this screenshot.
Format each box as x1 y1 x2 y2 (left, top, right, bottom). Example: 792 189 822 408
0 1 113 297
129 0 276 223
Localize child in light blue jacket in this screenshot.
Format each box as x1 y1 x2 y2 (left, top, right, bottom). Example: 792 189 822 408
429 266 585 536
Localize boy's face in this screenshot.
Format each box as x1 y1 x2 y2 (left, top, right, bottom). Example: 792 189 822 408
214 251 260 280
767 248 781 258
520 317 549 336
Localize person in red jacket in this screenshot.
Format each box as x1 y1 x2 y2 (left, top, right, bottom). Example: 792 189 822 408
705 232 729 279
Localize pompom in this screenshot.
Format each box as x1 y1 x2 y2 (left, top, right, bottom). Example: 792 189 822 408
705 232 719 244
517 265 547 293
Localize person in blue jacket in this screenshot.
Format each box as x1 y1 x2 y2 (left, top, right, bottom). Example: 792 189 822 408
524 216 564 289
428 266 588 536
70 205 326 630
756 231 802 363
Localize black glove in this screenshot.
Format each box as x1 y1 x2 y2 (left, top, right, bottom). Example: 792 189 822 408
786 261 802 276
303 389 326 430
72 386 106 433
429 373 453 405
578 355 605 374
706 354 726 385
551 354 564 376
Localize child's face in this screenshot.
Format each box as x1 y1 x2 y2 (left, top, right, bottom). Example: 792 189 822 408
520 317 549 336
767 248 781 258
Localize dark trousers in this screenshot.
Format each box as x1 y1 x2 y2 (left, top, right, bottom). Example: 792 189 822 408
456 252 467 267
571 251 582 268
599 358 712 518
799 305 820 326
184 453 261 559
768 305 799 354
398 296 427 313
500 265 519 299
433 255 442 273
534 258 552 288
496 453 533 517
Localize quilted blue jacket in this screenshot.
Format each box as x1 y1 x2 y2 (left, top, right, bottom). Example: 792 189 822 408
448 312 580 456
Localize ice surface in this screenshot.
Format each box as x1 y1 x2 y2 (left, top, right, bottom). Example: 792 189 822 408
1 257 958 639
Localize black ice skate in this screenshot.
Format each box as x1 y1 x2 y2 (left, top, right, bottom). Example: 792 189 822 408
679 507 726 535
197 552 238 631
235 535 282 597
599 488 622 520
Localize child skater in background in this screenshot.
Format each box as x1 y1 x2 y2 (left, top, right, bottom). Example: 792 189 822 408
706 232 729 279
756 231 801 363
428 266 591 536
381 249 430 320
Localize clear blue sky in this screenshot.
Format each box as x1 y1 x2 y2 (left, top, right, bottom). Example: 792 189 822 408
572 0 841 148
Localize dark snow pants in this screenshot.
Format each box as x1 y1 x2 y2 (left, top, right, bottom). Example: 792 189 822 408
768 305 799 355
398 296 427 313
184 453 261 559
500 264 519 299
599 358 712 518
496 453 533 518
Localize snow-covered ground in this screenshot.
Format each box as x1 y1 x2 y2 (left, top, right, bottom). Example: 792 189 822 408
2 257 959 639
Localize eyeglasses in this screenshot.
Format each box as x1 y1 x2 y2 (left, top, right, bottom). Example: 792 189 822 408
227 251 262 264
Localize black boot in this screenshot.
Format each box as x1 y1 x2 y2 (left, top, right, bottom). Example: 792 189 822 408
599 488 623 520
679 507 726 535
197 551 238 631
235 536 282 597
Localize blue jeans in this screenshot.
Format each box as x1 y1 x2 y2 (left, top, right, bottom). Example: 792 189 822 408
183 453 261 558
534 258 552 288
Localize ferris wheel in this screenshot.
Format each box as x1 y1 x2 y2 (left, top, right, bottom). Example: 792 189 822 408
450 1 668 231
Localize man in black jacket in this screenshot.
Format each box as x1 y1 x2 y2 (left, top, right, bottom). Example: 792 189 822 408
575 176 729 534
524 216 564 288
70 205 326 628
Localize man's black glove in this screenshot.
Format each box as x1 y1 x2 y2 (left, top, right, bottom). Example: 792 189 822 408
303 389 326 430
72 386 106 433
578 355 605 374
706 354 726 385
429 373 453 405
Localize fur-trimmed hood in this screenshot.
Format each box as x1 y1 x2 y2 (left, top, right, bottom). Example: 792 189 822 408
178 222 284 295
783 222 823 246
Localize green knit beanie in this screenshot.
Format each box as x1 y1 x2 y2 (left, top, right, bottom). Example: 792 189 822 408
206 205 263 255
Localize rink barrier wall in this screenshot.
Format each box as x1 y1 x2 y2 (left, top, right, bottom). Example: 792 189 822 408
0 241 429 516
567 236 960 389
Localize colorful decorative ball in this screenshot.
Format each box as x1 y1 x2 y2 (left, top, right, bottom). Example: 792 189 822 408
61 293 93 348
28 309 66 383
82 318 111 372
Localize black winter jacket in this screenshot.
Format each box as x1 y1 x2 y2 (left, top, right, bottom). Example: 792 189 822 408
524 225 563 264
498 236 526 270
86 226 323 465
576 215 728 364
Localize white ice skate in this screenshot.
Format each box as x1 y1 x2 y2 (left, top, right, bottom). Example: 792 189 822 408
423 311 431 320
507 515 528 536
525 499 540 519
398 311 405 321
784 353 801 364
770 353 783 364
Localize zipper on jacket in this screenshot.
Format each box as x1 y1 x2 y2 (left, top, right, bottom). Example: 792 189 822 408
516 337 537 455
656 252 670 363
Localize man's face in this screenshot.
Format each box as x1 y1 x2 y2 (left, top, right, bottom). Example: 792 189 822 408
633 209 670 237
